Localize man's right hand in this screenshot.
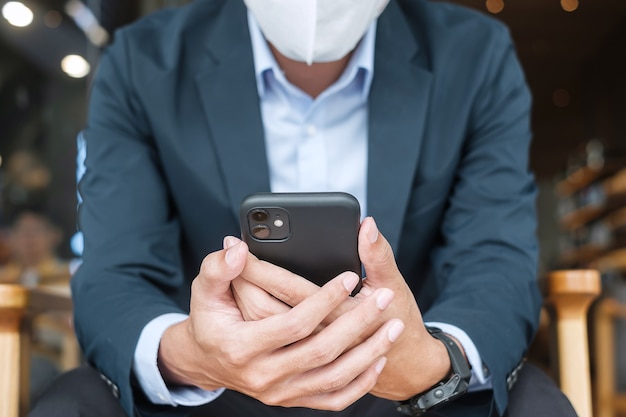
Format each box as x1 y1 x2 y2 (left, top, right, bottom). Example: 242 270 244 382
157 239 405 411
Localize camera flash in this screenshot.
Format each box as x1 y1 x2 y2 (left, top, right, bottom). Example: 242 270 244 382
274 219 284 227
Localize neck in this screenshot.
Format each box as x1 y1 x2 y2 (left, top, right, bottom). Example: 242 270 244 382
269 44 353 99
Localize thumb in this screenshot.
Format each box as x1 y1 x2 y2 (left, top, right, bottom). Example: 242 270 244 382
358 217 401 286
195 236 248 300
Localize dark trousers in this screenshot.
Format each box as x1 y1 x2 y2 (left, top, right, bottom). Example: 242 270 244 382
28 363 577 417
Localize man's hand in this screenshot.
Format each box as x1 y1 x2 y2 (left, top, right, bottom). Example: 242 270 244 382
355 217 450 399
157 237 405 410
233 217 454 400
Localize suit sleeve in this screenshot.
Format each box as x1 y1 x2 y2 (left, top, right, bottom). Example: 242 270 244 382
420 25 542 415
72 29 188 416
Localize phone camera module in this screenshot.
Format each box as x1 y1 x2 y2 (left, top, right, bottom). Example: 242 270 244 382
251 209 269 222
245 206 290 240
251 224 271 239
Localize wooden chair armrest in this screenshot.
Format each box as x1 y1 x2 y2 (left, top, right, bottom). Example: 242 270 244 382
545 269 601 417
0 284 28 417
593 297 626 417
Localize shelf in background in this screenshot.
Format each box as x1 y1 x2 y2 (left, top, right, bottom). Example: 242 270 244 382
556 160 626 199
557 166 605 198
589 248 626 273
559 245 609 268
558 169 626 231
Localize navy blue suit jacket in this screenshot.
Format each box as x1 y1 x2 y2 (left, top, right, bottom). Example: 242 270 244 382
73 0 542 415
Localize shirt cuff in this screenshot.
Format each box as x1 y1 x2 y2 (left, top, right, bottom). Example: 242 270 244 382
132 313 226 406
425 321 493 392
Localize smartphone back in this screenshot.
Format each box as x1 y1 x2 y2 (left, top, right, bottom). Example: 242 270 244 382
239 192 362 290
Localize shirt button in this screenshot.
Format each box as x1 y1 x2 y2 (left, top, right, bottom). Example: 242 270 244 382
157 393 167 401
305 124 317 136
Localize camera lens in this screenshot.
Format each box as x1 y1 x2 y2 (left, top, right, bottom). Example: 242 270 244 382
251 224 271 239
251 209 269 222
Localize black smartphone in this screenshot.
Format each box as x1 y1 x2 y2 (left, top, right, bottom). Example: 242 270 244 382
239 192 362 295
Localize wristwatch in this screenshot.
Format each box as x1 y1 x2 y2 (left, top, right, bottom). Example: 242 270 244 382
396 327 471 416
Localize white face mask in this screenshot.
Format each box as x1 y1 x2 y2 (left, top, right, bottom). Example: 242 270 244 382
244 0 390 65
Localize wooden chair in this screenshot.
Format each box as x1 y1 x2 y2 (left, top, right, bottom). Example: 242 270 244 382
544 269 601 417
0 271 601 417
593 296 626 417
0 284 76 417
0 285 28 417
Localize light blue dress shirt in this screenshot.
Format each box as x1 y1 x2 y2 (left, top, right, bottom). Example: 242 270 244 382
132 13 490 407
252 14 370 218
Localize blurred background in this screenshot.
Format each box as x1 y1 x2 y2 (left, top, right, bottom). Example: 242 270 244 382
0 0 625 415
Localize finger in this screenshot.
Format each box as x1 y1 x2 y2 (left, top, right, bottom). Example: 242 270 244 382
223 235 240 249
269 357 388 410
194 238 248 301
238 271 360 351
241 256 360 328
327 319 404 375
265 318 404 409
239 255 319 307
274 287 396 374
232 277 291 321
358 217 401 286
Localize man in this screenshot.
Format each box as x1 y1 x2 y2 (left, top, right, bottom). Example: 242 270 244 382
30 0 576 416
0 209 70 403
0 209 68 286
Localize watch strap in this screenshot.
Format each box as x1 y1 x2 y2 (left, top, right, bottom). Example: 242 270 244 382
396 327 471 416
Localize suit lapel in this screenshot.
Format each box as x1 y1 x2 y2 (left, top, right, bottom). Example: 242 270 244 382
368 0 433 251
195 0 270 219
193 0 433 245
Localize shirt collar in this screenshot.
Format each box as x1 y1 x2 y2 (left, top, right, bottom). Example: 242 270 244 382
247 11 376 101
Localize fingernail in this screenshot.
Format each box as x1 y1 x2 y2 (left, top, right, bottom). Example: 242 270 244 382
223 236 240 249
375 357 387 374
343 273 359 292
376 289 394 310
366 218 378 243
387 321 405 343
225 242 241 265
